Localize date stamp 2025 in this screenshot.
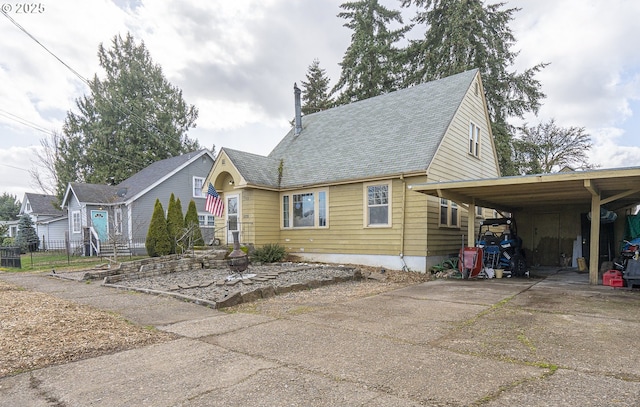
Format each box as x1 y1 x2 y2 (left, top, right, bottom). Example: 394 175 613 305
1 3 45 14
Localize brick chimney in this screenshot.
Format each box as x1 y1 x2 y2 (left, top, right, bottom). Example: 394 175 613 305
294 83 302 136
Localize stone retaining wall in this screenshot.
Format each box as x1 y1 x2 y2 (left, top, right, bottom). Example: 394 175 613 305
84 250 229 281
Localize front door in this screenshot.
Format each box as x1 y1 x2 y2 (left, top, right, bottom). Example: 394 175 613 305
226 195 239 243
91 210 109 241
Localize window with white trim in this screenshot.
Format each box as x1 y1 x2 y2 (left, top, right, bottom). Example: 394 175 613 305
71 211 81 234
469 122 480 157
476 206 483 218
115 207 122 235
281 189 328 229
439 199 459 228
365 183 391 227
198 214 215 227
193 176 205 198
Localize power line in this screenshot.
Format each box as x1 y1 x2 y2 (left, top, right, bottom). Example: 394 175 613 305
0 109 54 136
1 10 185 175
0 162 30 172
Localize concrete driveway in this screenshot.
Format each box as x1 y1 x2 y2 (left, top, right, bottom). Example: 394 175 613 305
1 269 639 406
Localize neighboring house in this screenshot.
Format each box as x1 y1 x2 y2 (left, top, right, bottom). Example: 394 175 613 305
61 149 215 255
0 220 19 239
18 193 67 250
205 69 500 272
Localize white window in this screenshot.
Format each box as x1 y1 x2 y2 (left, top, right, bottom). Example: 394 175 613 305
71 211 81 234
439 199 459 228
193 177 205 198
476 206 483 218
115 207 122 235
365 183 391 227
281 189 328 229
198 214 215 227
469 122 480 157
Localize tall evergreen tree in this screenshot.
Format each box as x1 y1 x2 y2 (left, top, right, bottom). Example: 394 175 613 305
15 213 39 252
56 32 200 200
0 193 20 221
301 59 333 115
166 194 184 254
146 199 171 257
184 200 204 247
333 0 411 105
401 0 547 175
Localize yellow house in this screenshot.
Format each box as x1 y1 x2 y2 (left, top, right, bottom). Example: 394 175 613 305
205 69 500 272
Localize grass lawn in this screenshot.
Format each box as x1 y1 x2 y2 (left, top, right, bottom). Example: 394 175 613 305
0 252 148 273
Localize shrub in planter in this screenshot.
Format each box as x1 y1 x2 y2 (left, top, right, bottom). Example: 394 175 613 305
251 243 287 263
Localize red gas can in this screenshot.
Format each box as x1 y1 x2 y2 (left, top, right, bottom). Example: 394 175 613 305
603 270 624 287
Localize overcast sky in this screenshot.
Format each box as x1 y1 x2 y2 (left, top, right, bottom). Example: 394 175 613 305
1 0 639 201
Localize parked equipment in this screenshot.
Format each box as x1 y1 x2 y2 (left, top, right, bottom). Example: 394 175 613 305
475 217 527 278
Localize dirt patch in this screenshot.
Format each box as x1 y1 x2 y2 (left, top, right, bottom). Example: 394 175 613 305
0 279 175 378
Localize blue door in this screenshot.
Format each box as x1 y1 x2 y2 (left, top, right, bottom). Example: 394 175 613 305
91 210 109 241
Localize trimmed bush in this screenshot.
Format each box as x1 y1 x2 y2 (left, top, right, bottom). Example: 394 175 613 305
184 200 204 246
251 243 287 263
146 199 171 257
167 193 184 254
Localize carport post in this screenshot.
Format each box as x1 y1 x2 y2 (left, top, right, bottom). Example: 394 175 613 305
467 201 476 247
588 186 601 285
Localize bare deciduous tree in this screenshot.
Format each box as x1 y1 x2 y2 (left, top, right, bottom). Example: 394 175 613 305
513 119 597 174
29 131 61 197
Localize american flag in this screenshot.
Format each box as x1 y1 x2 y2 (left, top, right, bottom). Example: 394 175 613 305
205 183 224 217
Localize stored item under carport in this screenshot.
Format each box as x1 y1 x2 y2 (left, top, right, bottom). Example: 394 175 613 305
603 269 624 287
624 259 640 288
459 247 483 279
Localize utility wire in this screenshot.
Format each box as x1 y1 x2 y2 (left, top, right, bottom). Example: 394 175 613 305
0 109 54 136
1 10 189 175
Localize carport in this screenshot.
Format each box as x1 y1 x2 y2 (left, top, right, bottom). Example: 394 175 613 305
408 167 640 285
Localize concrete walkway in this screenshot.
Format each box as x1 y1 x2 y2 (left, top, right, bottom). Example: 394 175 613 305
1 269 639 406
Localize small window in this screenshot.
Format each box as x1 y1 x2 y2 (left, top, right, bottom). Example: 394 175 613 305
115 207 122 235
198 214 215 227
476 206 483 218
193 177 205 198
71 211 81 234
318 191 327 227
282 195 290 228
439 199 459 228
469 122 480 157
365 183 391 227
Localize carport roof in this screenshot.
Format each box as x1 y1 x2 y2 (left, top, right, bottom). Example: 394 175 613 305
408 167 640 212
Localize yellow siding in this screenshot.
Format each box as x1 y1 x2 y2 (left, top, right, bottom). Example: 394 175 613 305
244 189 280 245
280 181 408 255
424 74 499 257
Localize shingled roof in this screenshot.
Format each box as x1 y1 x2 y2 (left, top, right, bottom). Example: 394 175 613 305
229 69 478 188
23 193 63 216
63 149 214 206
116 149 212 201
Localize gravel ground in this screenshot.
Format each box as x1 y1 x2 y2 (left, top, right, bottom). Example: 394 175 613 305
113 263 361 303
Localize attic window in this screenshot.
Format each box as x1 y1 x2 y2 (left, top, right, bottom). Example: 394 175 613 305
193 177 205 197
474 82 479 96
469 122 480 157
